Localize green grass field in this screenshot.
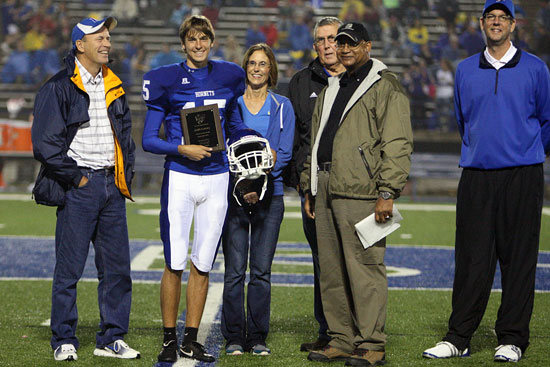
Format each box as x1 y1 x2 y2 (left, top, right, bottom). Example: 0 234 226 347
1 196 549 366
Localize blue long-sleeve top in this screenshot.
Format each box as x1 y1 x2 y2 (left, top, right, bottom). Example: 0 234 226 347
454 49 550 169
237 91 295 196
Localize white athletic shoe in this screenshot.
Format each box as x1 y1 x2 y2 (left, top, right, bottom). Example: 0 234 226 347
422 341 470 359
494 344 522 362
93 339 141 359
54 344 77 361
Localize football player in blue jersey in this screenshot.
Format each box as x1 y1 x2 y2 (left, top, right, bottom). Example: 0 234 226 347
141 15 248 363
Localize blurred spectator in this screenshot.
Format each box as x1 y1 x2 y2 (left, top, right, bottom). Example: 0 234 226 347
459 21 485 56
434 59 455 131
437 0 458 28
402 60 435 127
112 0 139 25
7 97 26 118
383 0 401 18
1 0 17 34
170 0 198 28
209 41 224 60
22 22 45 52
224 34 244 65
382 14 408 58
441 34 466 67
131 47 149 82
32 36 61 84
124 35 143 60
260 20 279 48
407 18 429 55
264 0 279 7
536 0 550 31
149 43 182 69
245 20 266 48
339 0 365 22
419 43 437 67
534 23 550 67
201 4 219 27
110 49 133 86
27 9 57 35
364 0 382 40
402 0 426 25
276 11 293 50
289 13 312 52
0 42 32 84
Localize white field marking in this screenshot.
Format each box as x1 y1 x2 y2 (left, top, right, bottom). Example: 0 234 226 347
136 209 160 216
41 318 50 326
537 263 550 268
130 244 164 271
400 233 413 239
173 283 223 367
0 224 5 229
4 278 550 294
284 212 302 219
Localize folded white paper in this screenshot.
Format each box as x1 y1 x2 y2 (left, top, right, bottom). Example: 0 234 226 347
355 207 403 249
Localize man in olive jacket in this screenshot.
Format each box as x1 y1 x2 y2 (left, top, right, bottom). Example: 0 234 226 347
301 22 412 366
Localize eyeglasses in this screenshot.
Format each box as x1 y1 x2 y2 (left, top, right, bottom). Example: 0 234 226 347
336 40 364 49
314 36 336 46
484 14 513 23
247 60 270 69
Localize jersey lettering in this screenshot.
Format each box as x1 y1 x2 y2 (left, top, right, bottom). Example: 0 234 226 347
195 90 215 97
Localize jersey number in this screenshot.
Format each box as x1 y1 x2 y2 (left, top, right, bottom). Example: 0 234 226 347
142 80 151 100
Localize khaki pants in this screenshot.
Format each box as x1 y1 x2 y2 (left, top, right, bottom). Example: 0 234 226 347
315 171 387 352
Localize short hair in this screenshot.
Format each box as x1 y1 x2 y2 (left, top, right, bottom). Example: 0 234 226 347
242 43 278 88
179 15 215 43
313 16 343 39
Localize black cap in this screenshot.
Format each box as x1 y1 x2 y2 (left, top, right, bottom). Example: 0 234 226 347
335 22 370 43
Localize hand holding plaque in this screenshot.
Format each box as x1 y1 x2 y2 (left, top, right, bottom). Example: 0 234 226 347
180 104 225 152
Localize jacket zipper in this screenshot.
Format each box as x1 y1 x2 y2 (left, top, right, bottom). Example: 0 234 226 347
494 69 499 95
358 146 374 179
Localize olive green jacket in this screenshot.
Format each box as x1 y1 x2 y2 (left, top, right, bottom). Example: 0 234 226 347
300 58 413 199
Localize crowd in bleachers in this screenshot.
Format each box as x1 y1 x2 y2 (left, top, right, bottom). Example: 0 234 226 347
1 0 550 130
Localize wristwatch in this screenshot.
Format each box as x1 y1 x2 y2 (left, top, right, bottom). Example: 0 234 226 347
379 191 394 200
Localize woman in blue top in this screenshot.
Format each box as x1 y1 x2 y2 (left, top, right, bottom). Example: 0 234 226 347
221 43 295 356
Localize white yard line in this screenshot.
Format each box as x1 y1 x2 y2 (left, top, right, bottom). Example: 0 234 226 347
173 283 223 367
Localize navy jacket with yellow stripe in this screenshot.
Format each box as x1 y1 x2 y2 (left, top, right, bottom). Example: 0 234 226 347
31 49 135 206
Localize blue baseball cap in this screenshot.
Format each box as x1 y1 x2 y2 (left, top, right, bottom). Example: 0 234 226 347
71 17 117 48
483 0 515 19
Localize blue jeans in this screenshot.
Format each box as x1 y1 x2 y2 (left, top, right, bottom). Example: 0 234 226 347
300 193 329 341
50 169 132 350
221 195 284 348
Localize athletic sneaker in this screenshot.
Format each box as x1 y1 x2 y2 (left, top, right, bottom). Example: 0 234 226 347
54 344 77 361
179 340 215 362
158 339 178 363
93 339 141 359
226 344 244 355
494 344 522 362
422 341 470 359
251 344 271 356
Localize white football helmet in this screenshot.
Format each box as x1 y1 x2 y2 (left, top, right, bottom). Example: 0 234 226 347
227 133 274 205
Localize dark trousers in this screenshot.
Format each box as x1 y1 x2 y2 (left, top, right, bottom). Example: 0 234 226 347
50 169 132 350
221 195 284 349
300 193 329 340
444 165 543 353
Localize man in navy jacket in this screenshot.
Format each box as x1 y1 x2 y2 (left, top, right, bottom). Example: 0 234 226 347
31 16 138 361
423 0 550 362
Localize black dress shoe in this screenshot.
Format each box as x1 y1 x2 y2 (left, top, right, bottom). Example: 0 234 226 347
300 338 330 352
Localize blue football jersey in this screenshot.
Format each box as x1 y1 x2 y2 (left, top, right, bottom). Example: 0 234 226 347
142 60 246 175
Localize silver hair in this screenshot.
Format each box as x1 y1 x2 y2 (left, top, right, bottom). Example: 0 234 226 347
313 16 343 39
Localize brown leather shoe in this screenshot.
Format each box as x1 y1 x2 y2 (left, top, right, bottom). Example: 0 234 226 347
300 338 330 352
308 345 352 362
345 349 386 366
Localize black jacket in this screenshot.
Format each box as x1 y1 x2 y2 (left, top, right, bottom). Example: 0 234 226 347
31 50 135 206
283 58 330 189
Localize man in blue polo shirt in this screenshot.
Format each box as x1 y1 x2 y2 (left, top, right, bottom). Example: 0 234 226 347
422 0 550 362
